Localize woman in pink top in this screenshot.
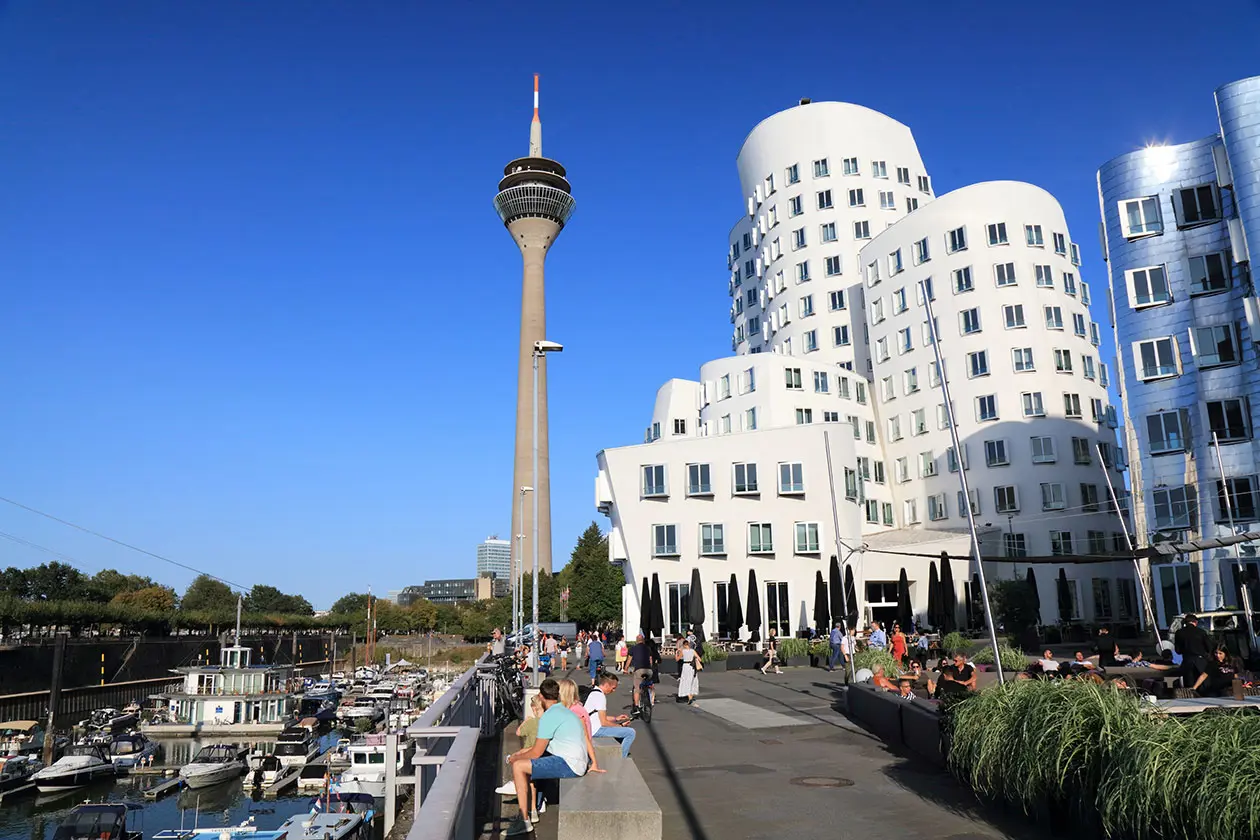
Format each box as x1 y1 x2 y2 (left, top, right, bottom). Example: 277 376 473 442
558 679 602 773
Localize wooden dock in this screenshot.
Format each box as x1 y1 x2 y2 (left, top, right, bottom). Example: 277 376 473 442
260 764 302 797
142 777 185 799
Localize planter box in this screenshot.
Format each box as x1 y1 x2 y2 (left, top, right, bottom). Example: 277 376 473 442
658 659 679 676
728 652 763 671
785 655 809 668
702 659 727 673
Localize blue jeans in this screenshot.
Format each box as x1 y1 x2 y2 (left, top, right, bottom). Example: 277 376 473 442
595 726 636 758
530 754 580 780
589 657 603 682
828 643 842 670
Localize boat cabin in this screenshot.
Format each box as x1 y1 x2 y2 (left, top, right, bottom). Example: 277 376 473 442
160 645 294 726
0 721 43 755
52 804 143 840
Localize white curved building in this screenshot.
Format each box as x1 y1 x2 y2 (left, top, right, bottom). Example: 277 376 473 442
599 102 1134 639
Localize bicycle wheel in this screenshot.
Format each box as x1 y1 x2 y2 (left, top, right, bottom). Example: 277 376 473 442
640 687 653 724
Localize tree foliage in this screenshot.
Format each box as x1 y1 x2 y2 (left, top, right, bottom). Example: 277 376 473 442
330 592 369 615
245 584 313 615
181 575 238 613
111 585 178 612
564 522 622 628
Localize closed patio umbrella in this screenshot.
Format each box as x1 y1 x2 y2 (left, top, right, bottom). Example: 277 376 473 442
896 568 912 632
939 553 957 633
639 577 652 637
927 562 940 629
971 573 983 630
1057 568 1072 623
813 571 829 632
727 574 744 640
747 569 762 644
1026 567 1041 624
650 574 665 637
688 568 705 646
829 555 844 627
844 565 859 629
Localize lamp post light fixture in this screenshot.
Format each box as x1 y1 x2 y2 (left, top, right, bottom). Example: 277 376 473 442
531 340 563 686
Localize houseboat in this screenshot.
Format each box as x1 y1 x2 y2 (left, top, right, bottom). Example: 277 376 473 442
150 642 295 736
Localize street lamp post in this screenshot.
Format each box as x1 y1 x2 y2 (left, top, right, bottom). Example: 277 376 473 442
531 340 563 687
516 486 532 645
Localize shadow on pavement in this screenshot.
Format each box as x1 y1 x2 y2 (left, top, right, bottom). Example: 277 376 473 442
641 714 711 840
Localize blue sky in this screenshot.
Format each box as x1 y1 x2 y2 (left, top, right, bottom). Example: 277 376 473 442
1 1 1257 608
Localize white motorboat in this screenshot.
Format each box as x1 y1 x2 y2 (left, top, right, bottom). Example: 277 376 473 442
242 753 285 791
274 722 321 768
179 744 247 789
0 754 42 802
108 732 161 769
79 708 138 734
32 744 116 791
332 736 410 799
336 698 383 726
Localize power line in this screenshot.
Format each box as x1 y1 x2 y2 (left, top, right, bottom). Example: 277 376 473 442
0 530 78 564
0 495 248 591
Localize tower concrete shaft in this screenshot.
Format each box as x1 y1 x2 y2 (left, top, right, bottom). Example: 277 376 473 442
494 76 575 578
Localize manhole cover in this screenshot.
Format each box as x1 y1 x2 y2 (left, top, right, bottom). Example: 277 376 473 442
790 776 854 788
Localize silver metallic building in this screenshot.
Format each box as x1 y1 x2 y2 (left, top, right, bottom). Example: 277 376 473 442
1097 76 1260 624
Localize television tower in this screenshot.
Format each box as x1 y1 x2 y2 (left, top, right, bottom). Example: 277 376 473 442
494 75 574 575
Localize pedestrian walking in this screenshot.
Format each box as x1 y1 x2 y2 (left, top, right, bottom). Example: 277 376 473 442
676 639 702 704
827 622 844 672
587 634 605 685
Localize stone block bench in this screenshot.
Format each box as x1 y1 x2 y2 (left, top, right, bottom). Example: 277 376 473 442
558 753 662 840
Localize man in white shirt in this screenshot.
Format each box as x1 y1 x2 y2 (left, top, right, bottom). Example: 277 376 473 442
1037 650 1059 673
583 673 636 757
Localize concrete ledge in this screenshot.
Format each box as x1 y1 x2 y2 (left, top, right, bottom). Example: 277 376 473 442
846 683 904 746
900 698 945 767
558 755 661 840
591 737 622 765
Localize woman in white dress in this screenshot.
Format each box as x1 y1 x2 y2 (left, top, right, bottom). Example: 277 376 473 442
675 639 702 704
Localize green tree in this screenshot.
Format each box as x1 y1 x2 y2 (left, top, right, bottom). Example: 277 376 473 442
87 569 157 602
563 523 623 628
0 567 30 599
181 575 238 612
330 592 369 614
111 585 178 612
990 578 1040 639
24 562 90 601
519 571 562 623
245 585 314 615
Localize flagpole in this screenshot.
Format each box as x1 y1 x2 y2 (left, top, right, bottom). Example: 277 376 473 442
921 280 1004 683
1097 444 1161 645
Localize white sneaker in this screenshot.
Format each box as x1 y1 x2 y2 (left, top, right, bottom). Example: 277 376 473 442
495 781 516 796
503 817 533 836
538 799 547 814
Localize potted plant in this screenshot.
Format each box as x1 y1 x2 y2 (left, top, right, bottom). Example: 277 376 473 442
778 637 809 667
808 638 830 667
701 644 728 673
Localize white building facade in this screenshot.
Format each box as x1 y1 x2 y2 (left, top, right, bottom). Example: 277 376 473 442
476 536 512 580
600 101 1133 640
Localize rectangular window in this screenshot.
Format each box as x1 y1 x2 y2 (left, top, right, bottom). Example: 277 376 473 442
838 376 850 398
789 195 803 216
1175 184 1220 227
733 463 759 494
812 370 829 393
1022 391 1045 417
1072 436 1092 465
1217 477 1259 522
1005 533 1028 557
744 407 757 430
779 462 804 494
687 463 712 495
1083 355 1096 380
854 220 870 240
912 408 927 435
749 522 774 553
939 225 966 256
823 410 839 423
960 308 981 334
898 326 913 353
800 295 815 319
1081 483 1100 512
1012 347 1034 371
719 414 732 434
796 261 810 282
1053 232 1067 254
1120 196 1163 238
927 493 948 521
904 367 919 393
785 367 803 389
896 166 911 185
883 503 895 526
919 450 936 477
821 256 842 278
871 160 887 178
792 227 806 249
833 325 850 346
947 444 967 472
1063 272 1077 296
1090 322 1101 347
1031 436 1056 464
1127 265 1171 307
1064 393 1082 418
817 189 833 210
953 266 974 293
828 290 846 311
786 163 799 185
1054 348 1073 373
1136 337 1179 380
795 408 813 425
913 237 930 264
967 350 989 378
813 158 829 178
794 522 820 553
889 249 904 275
887 415 902 441
903 499 920 524
1051 531 1074 556
1189 252 1230 295
820 222 837 242
673 418 687 435
1035 264 1054 288
652 524 677 557
1041 482 1066 510
1025 224 1044 246
1045 306 1064 330
842 157 858 176
976 394 997 421
700 523 725 555
1081 281 1091 305
995 262 1017 286
1073 313 1087 337
879 191 896 210
1194 324 1239 368
1004 304 1026 329
987 222 1008 245
1208 398 1251 442
864 499 880 523
994 485 1019 513
642 465 666 497
848 188 865 207
1152 485 1197 529
875 336 889 362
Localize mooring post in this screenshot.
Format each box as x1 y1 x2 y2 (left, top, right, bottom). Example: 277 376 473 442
43 633 67 764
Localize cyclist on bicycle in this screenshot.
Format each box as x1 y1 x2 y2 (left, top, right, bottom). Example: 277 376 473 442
628 634 656 712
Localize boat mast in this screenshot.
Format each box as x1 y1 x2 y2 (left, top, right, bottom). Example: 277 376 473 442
234 594 243 648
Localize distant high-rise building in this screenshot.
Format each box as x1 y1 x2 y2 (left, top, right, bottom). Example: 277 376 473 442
477 535 512 580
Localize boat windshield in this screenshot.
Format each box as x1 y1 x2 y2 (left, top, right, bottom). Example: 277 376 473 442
67 745 107 759
52 807 130 840
111 738 144 756
191 746 236 763
274 742 309 756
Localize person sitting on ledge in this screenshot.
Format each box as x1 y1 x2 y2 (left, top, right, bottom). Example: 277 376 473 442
1192 646 1239 697
895 674 918 700
1036 649 1060 673
927 668 970 700
948 651 977 691
871 665 898 691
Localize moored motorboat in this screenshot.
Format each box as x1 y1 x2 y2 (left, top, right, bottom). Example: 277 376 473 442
0 720 46 757
274 721 321 767
332 735 410 799
0 754 42 802
179 744 247 789
52 803 143 840
243 753 285 790
278 810 371 840
79 708 138 735
108 732 161 769
32 744 116 791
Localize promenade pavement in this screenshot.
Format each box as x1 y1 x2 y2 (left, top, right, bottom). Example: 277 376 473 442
614 666 1048 840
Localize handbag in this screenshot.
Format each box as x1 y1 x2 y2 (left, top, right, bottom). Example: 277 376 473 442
695 658 704 671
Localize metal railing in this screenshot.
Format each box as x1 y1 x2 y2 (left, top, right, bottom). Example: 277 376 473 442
397 655 492 840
